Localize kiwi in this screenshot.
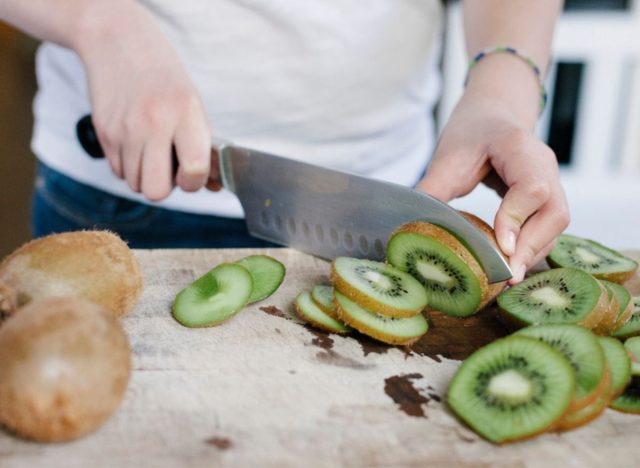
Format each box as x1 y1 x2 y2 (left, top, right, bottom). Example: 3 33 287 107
0 297 131 442
515 324 607 413
625 336 640 376
547 234 638 284
0 230 142 318
311 285 339 319
331 257 427 318
447 335 575 444
594 280 621 335
599 337 631 398
172 263 253 327
556 369 611 432
612 297 640 339
601 281 634 333
386 223 484 318
334 291 428 345
497 268 607 330
236 255 285 303
294 291 350 334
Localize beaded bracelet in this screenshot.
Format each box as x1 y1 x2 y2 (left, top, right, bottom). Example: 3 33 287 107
464 45 548 115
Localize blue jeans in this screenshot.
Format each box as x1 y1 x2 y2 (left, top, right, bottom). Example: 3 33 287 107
32 163 277 249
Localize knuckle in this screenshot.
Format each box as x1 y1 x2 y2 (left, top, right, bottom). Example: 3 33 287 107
526 179 550 203
502 128 530 153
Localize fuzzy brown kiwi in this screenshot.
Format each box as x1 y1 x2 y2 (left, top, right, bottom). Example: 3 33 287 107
0 297 131 442
0 231 142 318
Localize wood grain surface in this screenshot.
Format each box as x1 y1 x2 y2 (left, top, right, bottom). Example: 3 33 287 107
1 248 639 468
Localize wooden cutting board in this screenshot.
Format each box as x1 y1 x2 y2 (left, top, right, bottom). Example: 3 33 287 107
1 248 639 467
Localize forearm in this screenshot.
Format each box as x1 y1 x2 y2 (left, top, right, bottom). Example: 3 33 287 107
462 0 563 127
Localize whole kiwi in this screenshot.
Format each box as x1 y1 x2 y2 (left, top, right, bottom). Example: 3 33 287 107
0 297 131 442
0 230 142 318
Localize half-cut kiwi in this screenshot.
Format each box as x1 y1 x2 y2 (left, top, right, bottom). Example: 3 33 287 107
172 263 253 327
334 291 428 345
386 222 484 317
497 268 607 329
311 285 338 319
331 257 427 318
599 336 631 398
601 281 634 333
612 297 640 339
294 291 350 334
547 234 638 284
236 255 285 303
515 324 607 413
447 335 575 444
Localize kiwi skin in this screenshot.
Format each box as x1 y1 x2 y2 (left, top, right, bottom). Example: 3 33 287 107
0 297 131 442
593 281 620 335
0 231 143 319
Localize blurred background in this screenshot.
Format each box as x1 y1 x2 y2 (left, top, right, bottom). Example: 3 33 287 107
0 0 638 258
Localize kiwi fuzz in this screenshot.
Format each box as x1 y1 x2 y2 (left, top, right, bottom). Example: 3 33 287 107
0 297 131 442
0 280 16 317
0 231 142 318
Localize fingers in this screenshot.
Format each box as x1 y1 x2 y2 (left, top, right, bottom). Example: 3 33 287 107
140 135 173 201
173 105 211 192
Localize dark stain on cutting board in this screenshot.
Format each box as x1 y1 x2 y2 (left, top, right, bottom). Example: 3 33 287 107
205 437 233 450
384 373 430 418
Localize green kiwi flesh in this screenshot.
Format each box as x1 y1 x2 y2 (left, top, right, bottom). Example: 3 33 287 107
609 376 640 413
173 263 253 327
547 234 638 282
236 255 285 303
447 336 575 443
294 291 350 334
386 232 482 317
612 297 640 339
598 337 631 397
334 291 428 345
332 257 427 317
497 268 602 327
515 324 606 405
625 337 640 376
311 285 337 317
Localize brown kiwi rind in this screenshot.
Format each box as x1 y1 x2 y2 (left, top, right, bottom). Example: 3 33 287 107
0 231 142 318
593 281 620 335
555 368 611 432
0 297 131 442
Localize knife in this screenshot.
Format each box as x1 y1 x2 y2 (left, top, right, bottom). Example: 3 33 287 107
76 115 512 283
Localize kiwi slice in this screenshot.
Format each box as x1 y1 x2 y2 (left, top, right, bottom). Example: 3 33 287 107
294 291 350 334
386 224 483 317
547 234 638 284
556 369 611 432
236 255 285 303
625 336 640 376
594 280 621 335
497 268 607 329
311 285 338 319
515 324 607 412
331 257 427 318
609 375 640 414
599 337 631 398
334 291 428 345
447 336 575 444
173 263 253 327
613 297 640 339
601 281 634 333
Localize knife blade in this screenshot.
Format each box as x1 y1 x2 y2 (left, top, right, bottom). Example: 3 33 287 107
77 115 512 283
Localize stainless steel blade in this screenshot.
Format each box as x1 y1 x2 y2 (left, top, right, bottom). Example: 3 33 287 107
219 145 512 283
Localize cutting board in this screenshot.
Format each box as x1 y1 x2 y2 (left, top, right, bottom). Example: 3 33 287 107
1 248 639 468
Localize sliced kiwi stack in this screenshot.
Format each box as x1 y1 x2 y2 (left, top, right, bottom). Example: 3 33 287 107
608 337 640 413
334 291 428 345
594 280 621 335
515 324 607 414
547 234 638 284
601 281 634 334
173 263 253 327
236 255 285 303
497 268 607 330
555 370 611 431
599 336 631 398
331 257 427 318
311 285 338 319
447 335 575 443
612 297 640 339
294 291 350 334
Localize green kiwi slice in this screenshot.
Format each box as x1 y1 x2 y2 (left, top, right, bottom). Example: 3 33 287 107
331 257 427 318
311 285 337 318
547 234 638 283
497 268 605 328
294 291 350 334
334 291 428 345
515 324 606 411
386 232 482 317
447 336 575 444
609 376 640 414
598 337 631 397
236 255 285 303
601 281 633 332
612 297 640 339
625 336 640 376
173 263 253 327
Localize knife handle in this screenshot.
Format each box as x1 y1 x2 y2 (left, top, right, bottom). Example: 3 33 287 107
76 114 179 173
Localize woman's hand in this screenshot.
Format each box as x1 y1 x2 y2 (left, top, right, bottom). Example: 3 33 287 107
417 93 570 284
73 1 212 201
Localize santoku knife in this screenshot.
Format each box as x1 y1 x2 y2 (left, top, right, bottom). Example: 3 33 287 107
76 115 512 283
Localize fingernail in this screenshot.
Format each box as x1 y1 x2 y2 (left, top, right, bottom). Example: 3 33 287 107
503 231 516 256
181 161 208 175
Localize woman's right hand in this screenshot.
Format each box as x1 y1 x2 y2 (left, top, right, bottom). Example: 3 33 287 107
73 0 213 201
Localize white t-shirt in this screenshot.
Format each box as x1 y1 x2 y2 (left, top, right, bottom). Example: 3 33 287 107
32 0 443 218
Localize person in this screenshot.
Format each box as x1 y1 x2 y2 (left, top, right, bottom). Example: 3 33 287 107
0 0 568 284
